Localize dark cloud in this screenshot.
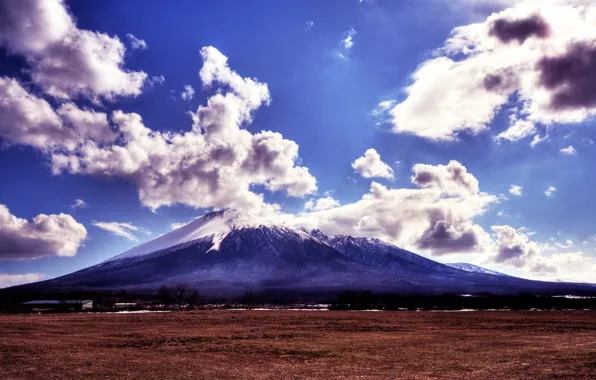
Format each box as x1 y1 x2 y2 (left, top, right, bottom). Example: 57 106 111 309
538 43 596 110
489 14 550 44
483 70 519 93
416 211 480 254
495 245 525 263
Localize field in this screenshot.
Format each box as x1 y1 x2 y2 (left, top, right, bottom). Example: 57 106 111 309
1 310 595 379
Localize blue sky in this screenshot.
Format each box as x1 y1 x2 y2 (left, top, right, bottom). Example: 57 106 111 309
1 0 596 287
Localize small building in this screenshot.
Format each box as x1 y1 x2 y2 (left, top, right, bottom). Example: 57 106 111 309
21 300 93 312
114 302 137 309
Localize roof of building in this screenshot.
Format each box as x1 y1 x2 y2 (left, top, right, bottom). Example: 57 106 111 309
22 300 93 305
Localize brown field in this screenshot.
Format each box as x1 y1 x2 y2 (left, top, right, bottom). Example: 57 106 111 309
1 310 595 380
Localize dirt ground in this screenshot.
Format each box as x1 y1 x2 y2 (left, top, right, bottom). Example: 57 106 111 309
0 310 595 380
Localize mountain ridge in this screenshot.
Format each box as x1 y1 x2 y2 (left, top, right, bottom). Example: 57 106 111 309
11 209 596 296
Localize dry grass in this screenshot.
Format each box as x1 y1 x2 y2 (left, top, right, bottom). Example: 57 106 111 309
1 310 595 379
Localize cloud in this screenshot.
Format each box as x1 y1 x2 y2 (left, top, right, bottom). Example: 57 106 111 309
126 33 147 50
181 85 195 101
305 21 314 31
488 13 550 44
341 28 357 50
544 186 557 197
0 204 87 259
304 196 340 212
292 160 496 255
70 199 87 209
508 184 523 196
44 46 316 214
0 0 146 101
0 273 46 289
385 1 596 142
491 225 542 267
411 160 479 196
559 145 577 155
352 149 394 179
147 75 165 88
92 221 143 241
0 77 117 152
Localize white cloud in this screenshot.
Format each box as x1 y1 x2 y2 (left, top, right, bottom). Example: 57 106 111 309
530 133 548 147
386 1 596 141
147 75 165 88
92 221 143 241
71 199 88 209
508 184 523 196
0 0 147 101
304 196 340 212
341 28 357 50
126 33 147 50
292 160 496 255
305 21 314 31
46 46 316 215
0 77 116 152
544 186 557 197
0 204 87 259
352 149 394 179
555 239 573 249
180 85 195 101
0 273 46 289
559 145 577 155
495 118 535 142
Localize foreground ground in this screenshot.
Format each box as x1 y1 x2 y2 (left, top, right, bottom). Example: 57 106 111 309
0 310 595 379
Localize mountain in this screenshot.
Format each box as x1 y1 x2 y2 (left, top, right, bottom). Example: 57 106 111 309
14 209 595 297
446 263 512 277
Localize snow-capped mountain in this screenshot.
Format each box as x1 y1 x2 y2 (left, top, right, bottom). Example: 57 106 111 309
20 209 595 296
446 263 512 277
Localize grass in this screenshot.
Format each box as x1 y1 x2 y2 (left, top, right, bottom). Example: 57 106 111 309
0 310 595 379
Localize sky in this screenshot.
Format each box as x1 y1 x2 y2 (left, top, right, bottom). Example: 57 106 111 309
1 0 596 288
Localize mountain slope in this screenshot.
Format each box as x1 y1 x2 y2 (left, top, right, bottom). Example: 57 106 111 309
17 209 596 296
446 263 512 277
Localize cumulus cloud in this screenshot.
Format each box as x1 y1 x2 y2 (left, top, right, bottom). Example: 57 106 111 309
0 204 87 259
92 221 143 241
544 186 557 197
559 145 577 155
411 160 479 196
304 196 340 211
509 184 523 196
352 149 394 179
39 46 316 214
181 85 195 101
0 77 117 151
70 199 87 209
491 225 544 267
0 0 146 101
386 1 596 142
292 160 496 255
126 33 147 50
0 273 46 289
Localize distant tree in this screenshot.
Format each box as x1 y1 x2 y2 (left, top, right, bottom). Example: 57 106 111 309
157 285 174 310
171 283 193 311
185 288 200 309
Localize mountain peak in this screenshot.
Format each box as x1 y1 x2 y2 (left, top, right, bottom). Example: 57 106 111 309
201 208 260 227
106 208 269 262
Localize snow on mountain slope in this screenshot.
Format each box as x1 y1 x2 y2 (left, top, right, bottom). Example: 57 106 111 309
446 263 512 277
312 230 457 273
106 209 273 262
